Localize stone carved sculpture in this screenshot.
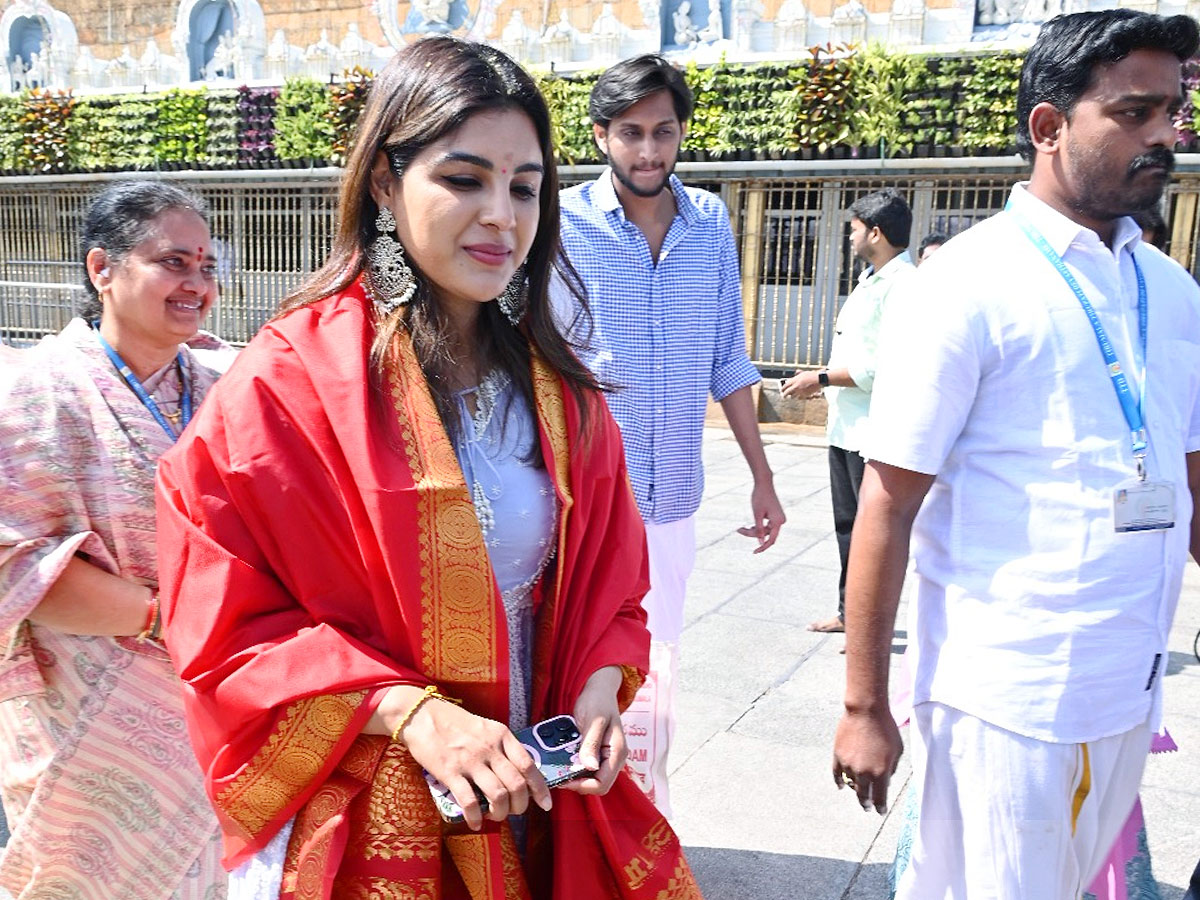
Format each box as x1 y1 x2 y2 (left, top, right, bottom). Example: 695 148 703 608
831 0 867 44
205 32 236 80
890 0 925 44
776 0 808 51
976 0 1087 31
338 22 371 70
304 29 337 79
69 45 98 89
733 0 764 51
591 3 623 60
639 0 661 30
544 10 577 64
106 47 138 89
500 10 531 62
674 1 699 45
413 0 451 27
464 0 502 40
699 4 723 42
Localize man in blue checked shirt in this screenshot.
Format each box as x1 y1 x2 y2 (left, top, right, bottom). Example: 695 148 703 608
558 54 786 818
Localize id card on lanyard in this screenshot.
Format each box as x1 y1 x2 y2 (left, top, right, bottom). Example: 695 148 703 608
1010 210 1174 532
92 323 192 442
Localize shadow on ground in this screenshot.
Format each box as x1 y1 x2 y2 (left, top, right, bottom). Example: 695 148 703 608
1167 648 1199 676
685 846 891 899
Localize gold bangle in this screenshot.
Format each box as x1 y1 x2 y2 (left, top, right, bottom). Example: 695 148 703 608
389 685 460 744
137 594 161 642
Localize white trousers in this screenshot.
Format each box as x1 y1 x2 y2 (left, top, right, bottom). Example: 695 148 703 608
620 516 696 819
896 702 1151 900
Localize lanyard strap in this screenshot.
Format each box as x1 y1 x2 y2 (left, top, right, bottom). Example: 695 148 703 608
92 325 191 441
1009 211 1149 473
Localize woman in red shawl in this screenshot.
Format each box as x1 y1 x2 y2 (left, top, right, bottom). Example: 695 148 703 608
155 36 702 900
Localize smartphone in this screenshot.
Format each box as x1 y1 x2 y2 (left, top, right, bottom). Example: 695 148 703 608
425 714 594 823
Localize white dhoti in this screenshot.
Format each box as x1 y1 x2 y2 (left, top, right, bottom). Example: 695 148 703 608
896 701 1151 900
620 516 695 819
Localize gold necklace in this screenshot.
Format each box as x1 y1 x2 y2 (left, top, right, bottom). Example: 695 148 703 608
160 359 186 426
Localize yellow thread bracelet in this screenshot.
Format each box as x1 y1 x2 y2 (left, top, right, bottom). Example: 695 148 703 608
389 685 460 744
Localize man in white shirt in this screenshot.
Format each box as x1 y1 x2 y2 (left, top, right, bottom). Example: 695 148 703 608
782 189 914 635
831 10 1200 898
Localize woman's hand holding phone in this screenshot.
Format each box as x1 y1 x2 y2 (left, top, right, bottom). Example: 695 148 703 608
391 688 552 831
563 665 627 796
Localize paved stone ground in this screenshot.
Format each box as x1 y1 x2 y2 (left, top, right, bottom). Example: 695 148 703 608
671 424 1200 899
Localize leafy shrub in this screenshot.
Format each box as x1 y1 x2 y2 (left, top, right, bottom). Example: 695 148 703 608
329 66 373 166
0 94 21 170
156 88 209 164
237 86 278 164
535 70 597 164
20 89 75 173
274 77 334 162
207 90 239 167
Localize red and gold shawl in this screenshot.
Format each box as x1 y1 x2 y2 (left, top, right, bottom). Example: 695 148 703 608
155 283 702 900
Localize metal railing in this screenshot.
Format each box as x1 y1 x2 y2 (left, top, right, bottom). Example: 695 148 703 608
4 160 1200 367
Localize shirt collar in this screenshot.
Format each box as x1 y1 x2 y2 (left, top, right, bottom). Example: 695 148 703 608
856 250 912 285
591 168 702 226
1007 182 1142 260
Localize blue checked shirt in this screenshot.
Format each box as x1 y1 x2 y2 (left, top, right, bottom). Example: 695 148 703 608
559 171 761 524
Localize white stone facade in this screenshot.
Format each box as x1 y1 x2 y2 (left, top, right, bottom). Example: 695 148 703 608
0 0 1184 94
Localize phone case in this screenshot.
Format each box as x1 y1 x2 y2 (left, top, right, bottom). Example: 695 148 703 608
425 714 593 823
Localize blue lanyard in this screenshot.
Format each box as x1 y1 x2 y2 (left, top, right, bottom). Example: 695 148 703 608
92 324 191 441
1010 211 1149 476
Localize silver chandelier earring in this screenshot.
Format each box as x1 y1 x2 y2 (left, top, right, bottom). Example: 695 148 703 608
366 206 417 313
496 265 528 326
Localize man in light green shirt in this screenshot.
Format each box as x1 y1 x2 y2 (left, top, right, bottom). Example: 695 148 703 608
783 188 914 632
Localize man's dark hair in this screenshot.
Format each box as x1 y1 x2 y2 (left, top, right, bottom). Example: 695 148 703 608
589 54 694 128
849 189 912 250
1016 10 1199 160
919 232 950 256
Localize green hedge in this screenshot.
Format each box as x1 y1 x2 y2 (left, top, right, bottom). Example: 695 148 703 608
2 46 1192 175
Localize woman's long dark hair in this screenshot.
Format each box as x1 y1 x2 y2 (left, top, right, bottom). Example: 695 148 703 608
278 36 598 443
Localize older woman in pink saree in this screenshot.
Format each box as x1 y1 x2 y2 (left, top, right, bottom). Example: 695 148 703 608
0 181 227 899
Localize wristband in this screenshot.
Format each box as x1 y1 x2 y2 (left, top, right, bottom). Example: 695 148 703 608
818 370 830 387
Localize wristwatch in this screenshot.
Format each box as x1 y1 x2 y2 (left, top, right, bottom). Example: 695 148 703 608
818 370 830 387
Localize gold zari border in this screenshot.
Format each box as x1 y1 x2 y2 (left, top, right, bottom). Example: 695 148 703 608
388 334 498 683
216 690 367 837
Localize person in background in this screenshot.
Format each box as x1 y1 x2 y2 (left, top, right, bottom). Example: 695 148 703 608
834 11 1200 898
0 180 226 898
558 53 785 817
1134 206 1169 250
917 231 949 264
155 37 700 899
782 189 914 638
